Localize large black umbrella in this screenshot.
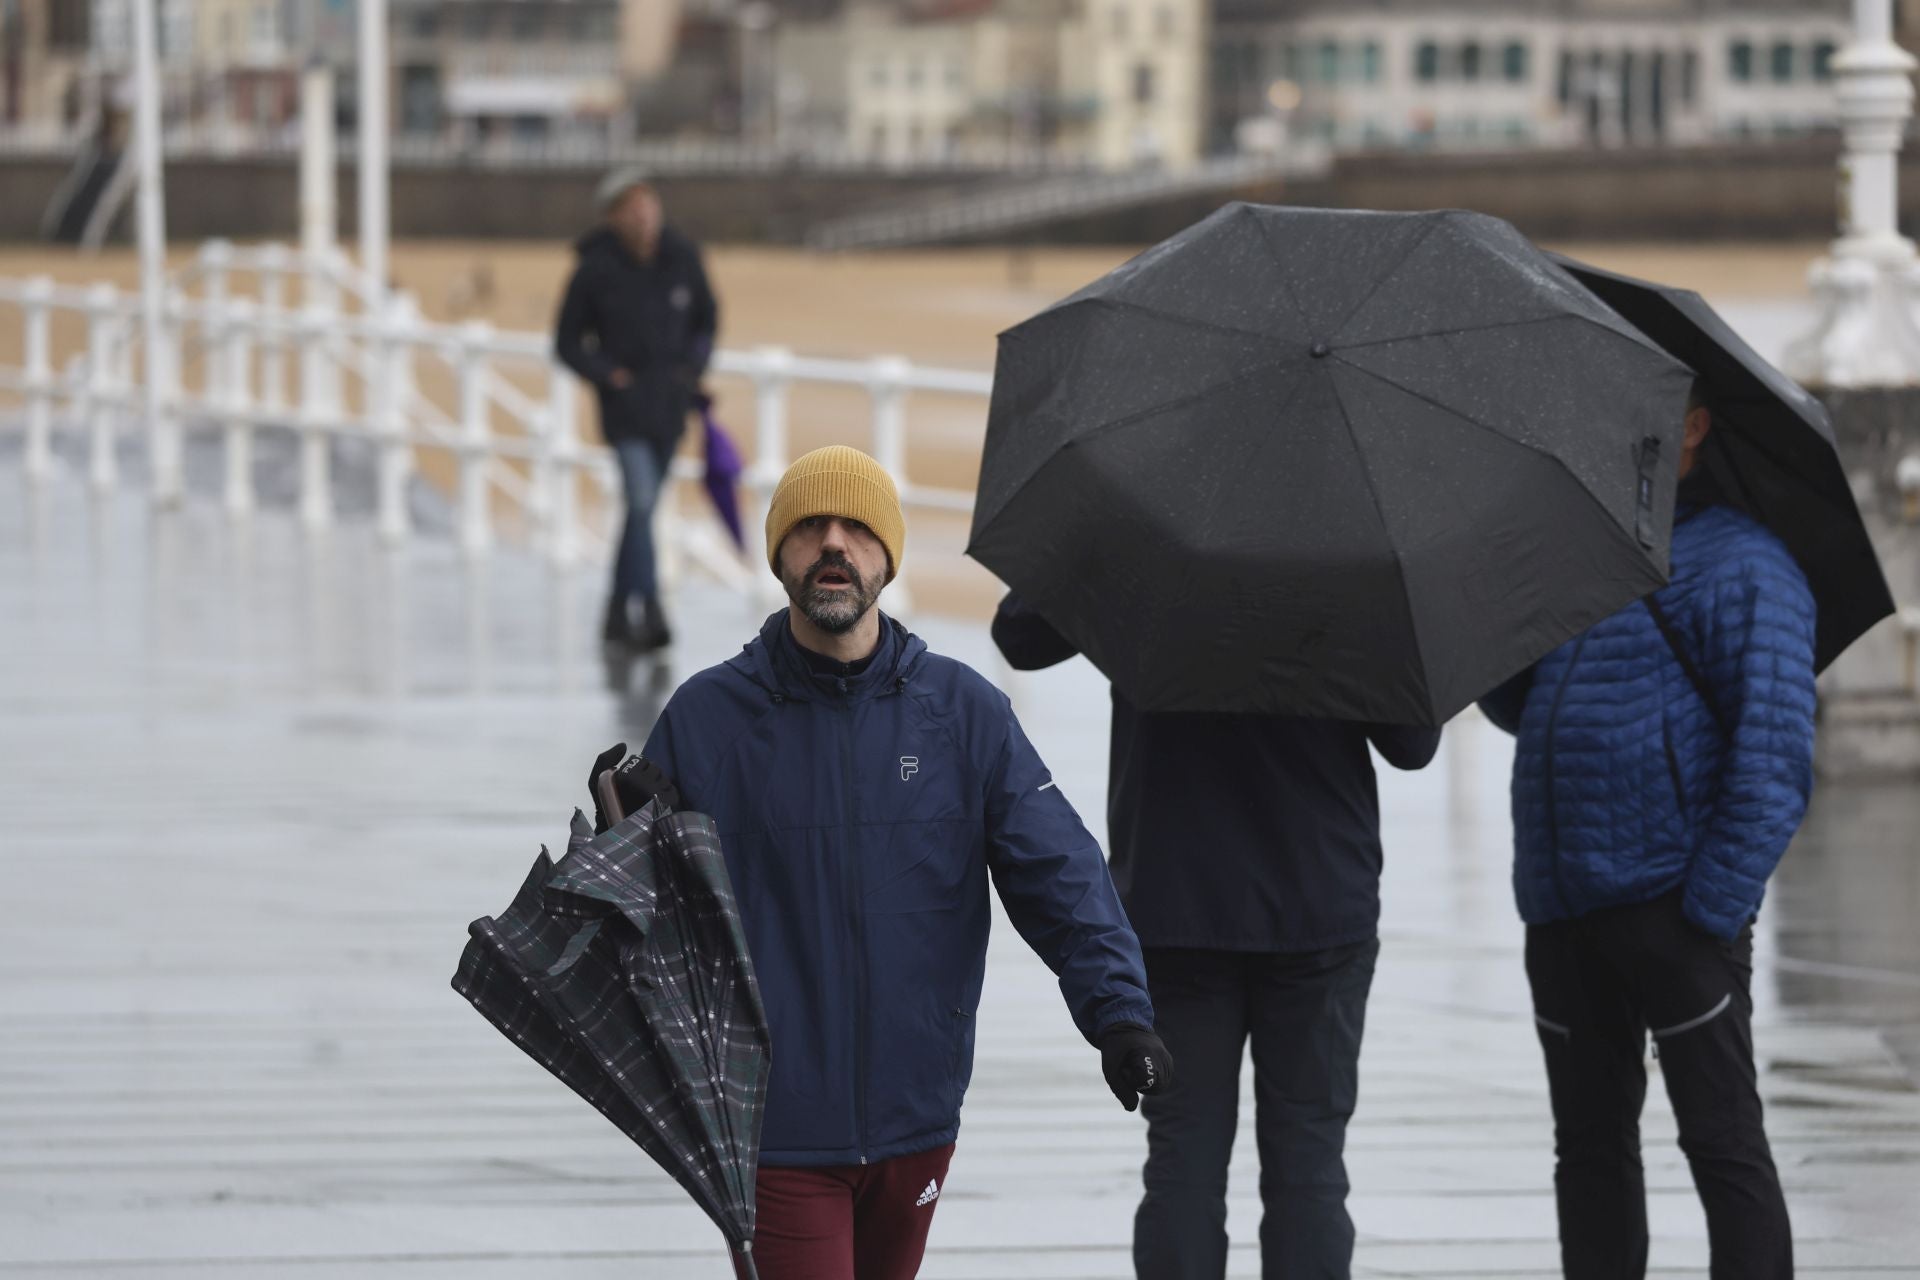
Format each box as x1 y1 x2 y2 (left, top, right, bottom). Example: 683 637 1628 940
1550 252 1895 670
453 806 772 1277
968 203 1697 725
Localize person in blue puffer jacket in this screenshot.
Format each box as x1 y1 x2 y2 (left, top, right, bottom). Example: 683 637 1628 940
1480 380 1816 1280
593 446 1169 1280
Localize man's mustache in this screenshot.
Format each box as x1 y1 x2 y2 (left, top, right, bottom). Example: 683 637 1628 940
806 553 864 591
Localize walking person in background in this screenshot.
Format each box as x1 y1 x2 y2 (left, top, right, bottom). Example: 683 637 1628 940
1480 381 1816 1280
591 446 1173 1279
555 167 717 651
992 596 1440 1280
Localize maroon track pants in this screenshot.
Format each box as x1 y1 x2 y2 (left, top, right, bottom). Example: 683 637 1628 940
737 1143 957 1280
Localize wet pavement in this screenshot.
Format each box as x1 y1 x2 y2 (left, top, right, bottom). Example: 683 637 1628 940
2 458 1918 1278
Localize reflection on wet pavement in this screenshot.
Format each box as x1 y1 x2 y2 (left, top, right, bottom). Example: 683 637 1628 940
2 462 1917 1278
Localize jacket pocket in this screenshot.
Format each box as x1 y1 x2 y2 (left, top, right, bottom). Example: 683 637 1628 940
1661 716 1687 822
946 1007 974 1115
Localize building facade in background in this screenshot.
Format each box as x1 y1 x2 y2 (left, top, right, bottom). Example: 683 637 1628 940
0 0 1870 165
777 0 1207 169
1209 0 1848 157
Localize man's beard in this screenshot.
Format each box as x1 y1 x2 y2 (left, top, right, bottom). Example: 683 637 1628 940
784 551 881 635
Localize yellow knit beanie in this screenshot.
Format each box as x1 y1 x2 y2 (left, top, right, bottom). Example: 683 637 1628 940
765 446 907 580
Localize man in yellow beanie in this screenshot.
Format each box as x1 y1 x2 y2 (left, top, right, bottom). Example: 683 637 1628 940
590 445 1171 1278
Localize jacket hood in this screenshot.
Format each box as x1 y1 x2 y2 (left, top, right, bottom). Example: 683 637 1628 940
727 610 929 702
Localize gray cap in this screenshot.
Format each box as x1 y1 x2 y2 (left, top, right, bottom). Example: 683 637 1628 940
596 166 654 211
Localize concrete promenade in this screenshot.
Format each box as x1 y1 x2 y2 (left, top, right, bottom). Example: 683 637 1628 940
3 459 1918 1278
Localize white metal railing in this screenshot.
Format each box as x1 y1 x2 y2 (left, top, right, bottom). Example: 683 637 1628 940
0 243 990 609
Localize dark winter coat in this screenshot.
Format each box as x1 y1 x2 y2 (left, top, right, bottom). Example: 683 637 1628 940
554 225 717 457
1479 501 1818 940
641 612 1155 1167
992 594 1441 953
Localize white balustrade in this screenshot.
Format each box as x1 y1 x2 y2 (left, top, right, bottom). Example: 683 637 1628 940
457 321 494 555
221 299 256 516
0 258 989 612
21 276 53 481
84 283 120 494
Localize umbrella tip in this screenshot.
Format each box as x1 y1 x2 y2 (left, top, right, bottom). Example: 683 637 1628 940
1310 342 1331 359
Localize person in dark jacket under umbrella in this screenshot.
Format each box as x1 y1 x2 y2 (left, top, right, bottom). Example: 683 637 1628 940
554 167 718 651
992 596 1440 1280
590 445 1173 1280
1479 382 1816 1280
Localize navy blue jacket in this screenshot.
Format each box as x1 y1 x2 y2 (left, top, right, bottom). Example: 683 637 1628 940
642 612 1155 1166
1481 502 1818 940
993 594 1441 952
554 225 717 457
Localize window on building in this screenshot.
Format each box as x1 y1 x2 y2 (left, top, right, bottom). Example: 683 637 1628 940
511 6 541 39
1770 41 1794 82
947 57 965 89
1682 49 1699 103
1134 62 1156 104
253 1 276 46
907 58 924 89
1460 41 1482 82
1729 39 1753 82
1280 43 1299 81
1360 41 1382 84
871 60 888 88
463 5 489 38
1503 41 1528 82
1156 5 1174 38
1812 40 1836 81
410 9 439 38
1112 2 1128 40
1415 40 1440 82
1557 50 1573 104
1318 40 1340 85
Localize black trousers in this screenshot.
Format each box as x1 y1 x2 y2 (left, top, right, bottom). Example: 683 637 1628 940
1526 891 1792 1280
1134 940 1378 1280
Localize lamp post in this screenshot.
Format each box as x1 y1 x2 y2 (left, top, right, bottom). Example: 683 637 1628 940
357 0 388 305
1783 0 1920 388
132 0 179 503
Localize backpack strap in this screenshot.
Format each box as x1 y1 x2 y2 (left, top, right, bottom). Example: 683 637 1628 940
1642 595 1733 740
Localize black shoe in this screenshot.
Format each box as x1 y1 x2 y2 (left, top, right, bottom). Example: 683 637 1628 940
602 594 633 645
637 596 673 652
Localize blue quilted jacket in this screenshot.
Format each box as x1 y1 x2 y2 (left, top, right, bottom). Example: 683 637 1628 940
1480 503 1818 940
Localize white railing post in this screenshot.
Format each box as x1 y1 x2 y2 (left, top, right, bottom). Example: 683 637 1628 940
22 275 54 483
258 243 289 415
457 320 493 555
547 368 581 567
747 346 793 584
198 238 231 370
297 301 332 530
221 298 256 516
868 355 913 612
85 284 120 494
150 281 183 505
376 291 417 546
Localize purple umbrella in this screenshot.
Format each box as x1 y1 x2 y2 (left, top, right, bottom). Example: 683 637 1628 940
702 407 746 550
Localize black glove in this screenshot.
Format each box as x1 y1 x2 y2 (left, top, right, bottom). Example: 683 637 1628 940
586 742 681 833
1098 1025 1173 1112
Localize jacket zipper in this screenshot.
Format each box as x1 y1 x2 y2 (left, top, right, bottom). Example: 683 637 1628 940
840 675 869 1165
1542 633 1589 917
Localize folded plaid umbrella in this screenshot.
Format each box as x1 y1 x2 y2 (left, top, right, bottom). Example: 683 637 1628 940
453 805 772 1277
